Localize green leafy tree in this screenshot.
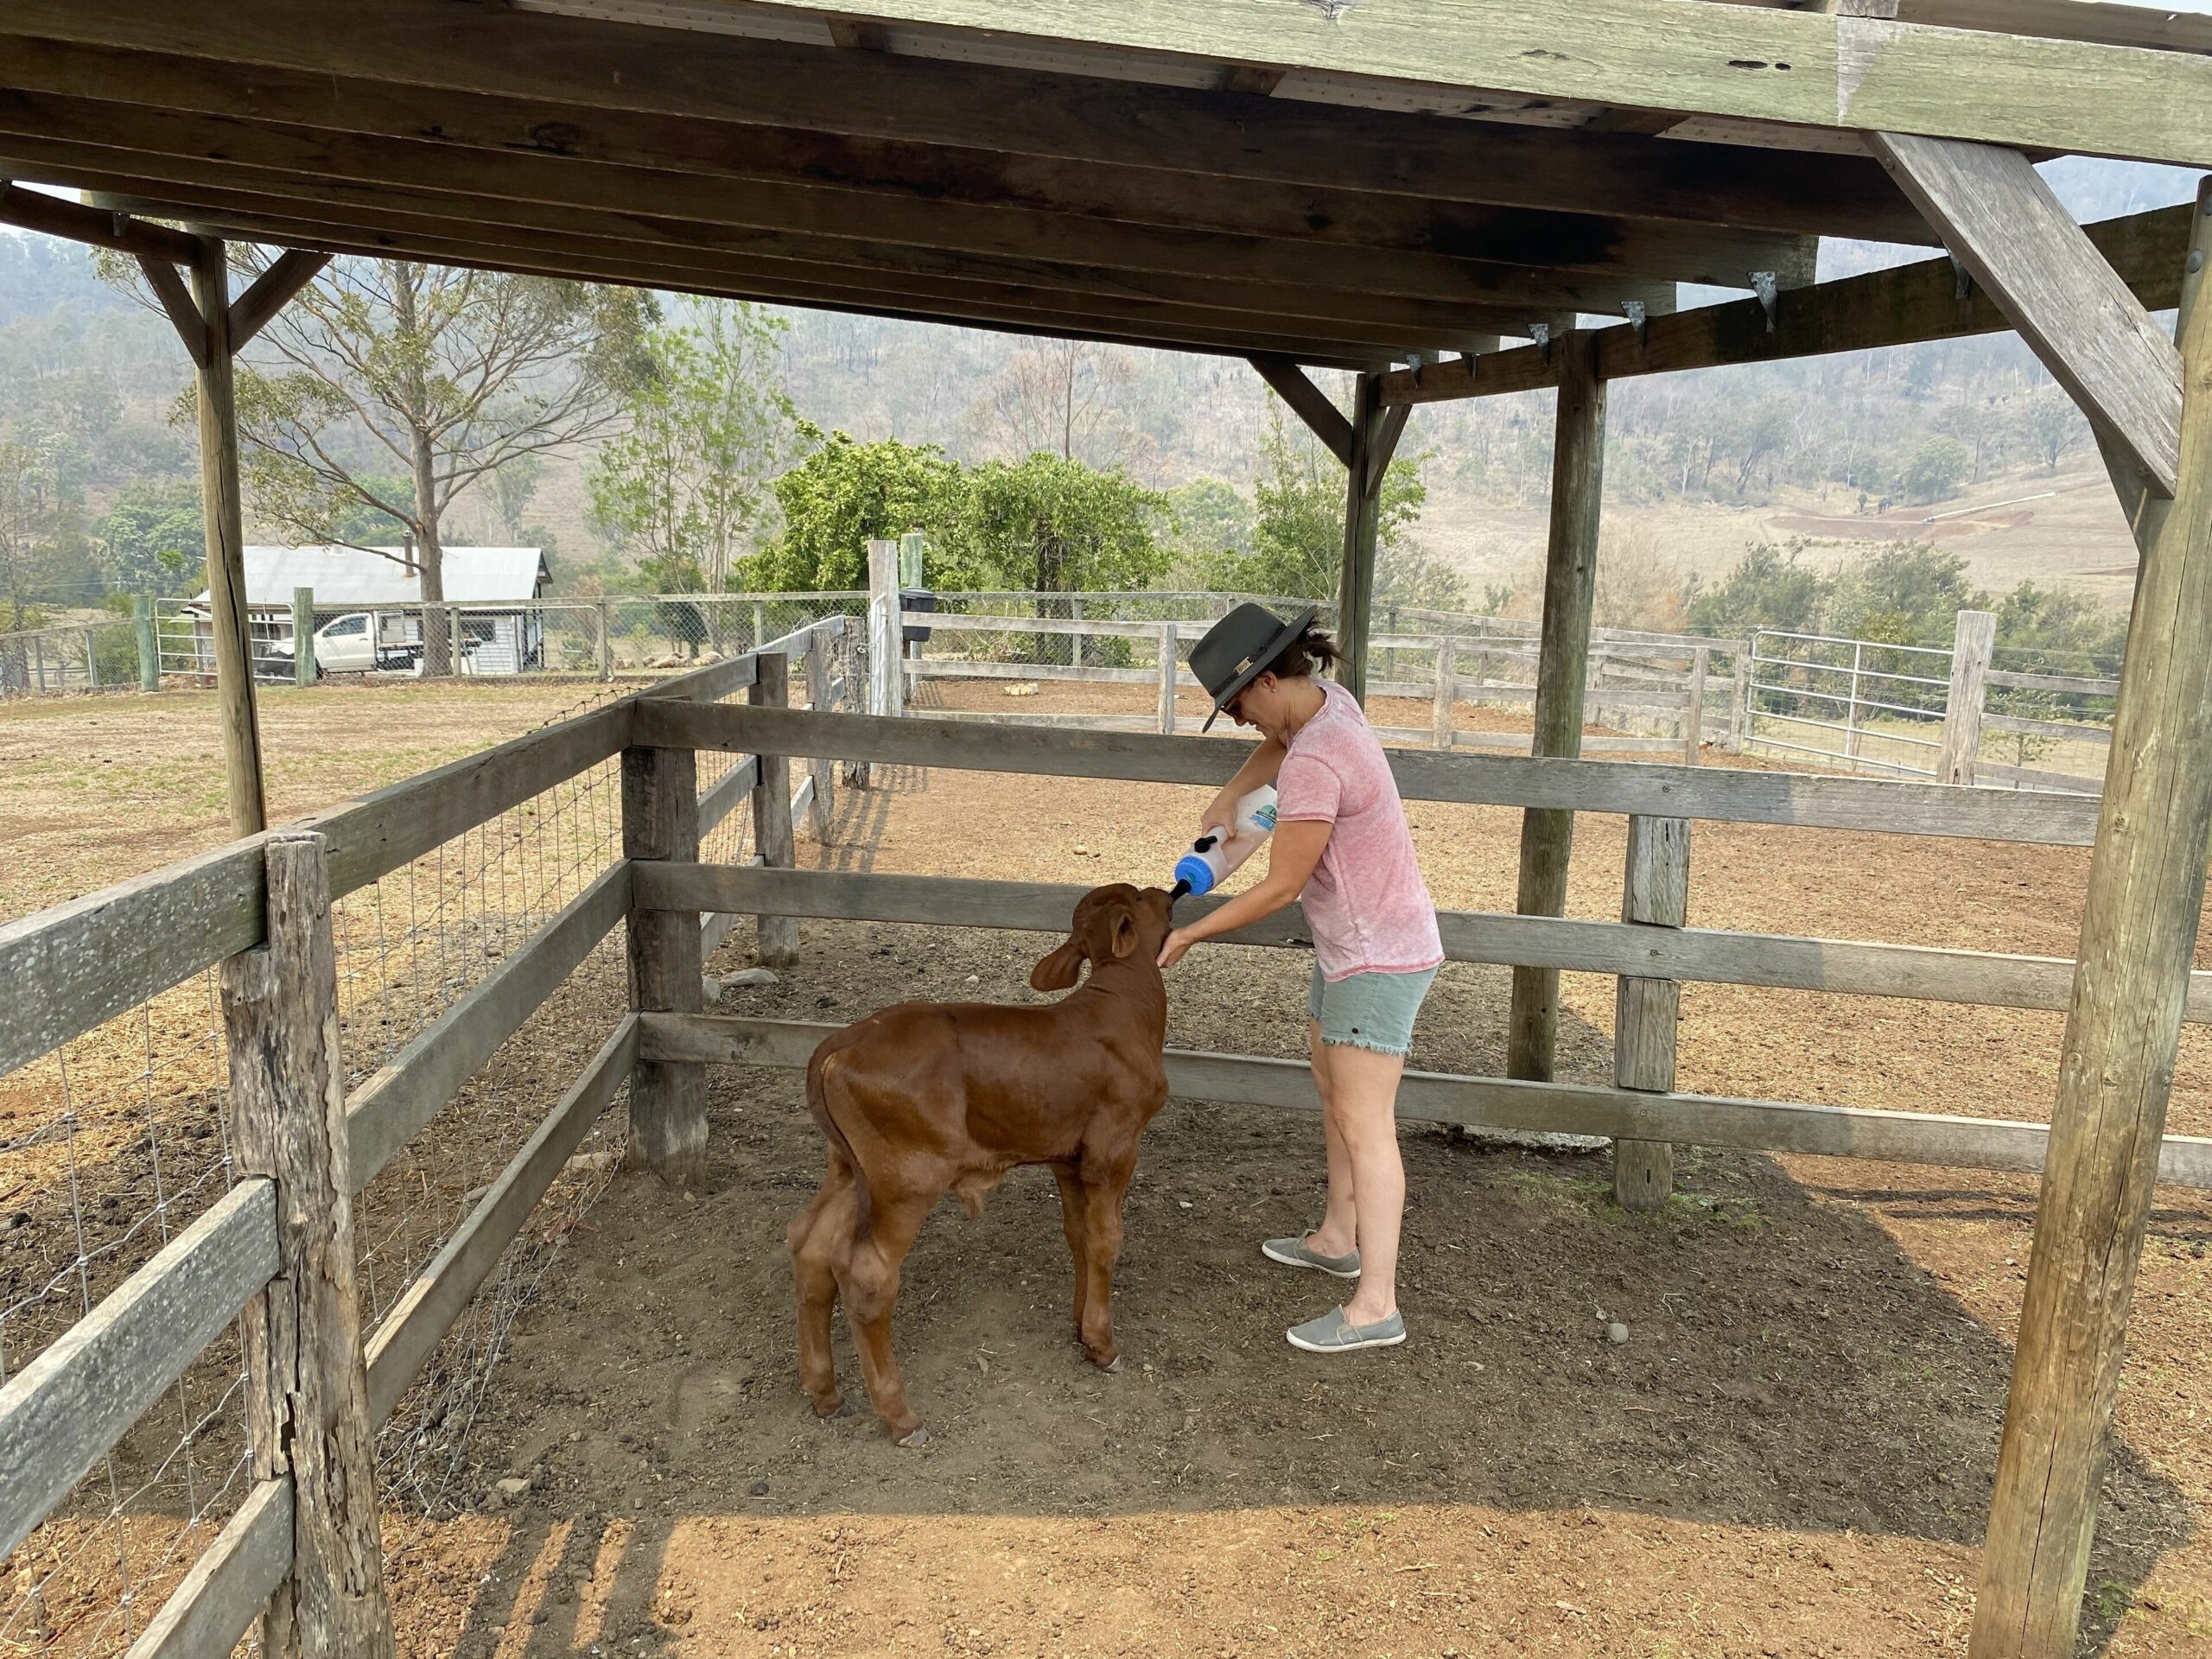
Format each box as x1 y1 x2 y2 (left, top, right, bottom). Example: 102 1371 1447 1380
98 480 204 596
952 453 1170 594
1831 542 1975 645
1201 410 1431 604
588 304 795 593
1684 539 1830 639
1899 437 1971 505
1164 476 1253 574
214 255 655 672
749 422 969 590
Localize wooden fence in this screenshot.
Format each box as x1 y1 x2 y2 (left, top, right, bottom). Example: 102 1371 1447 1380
6 609 2205 1657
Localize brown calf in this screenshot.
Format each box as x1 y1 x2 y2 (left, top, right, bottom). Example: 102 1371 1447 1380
787 884 1176 1446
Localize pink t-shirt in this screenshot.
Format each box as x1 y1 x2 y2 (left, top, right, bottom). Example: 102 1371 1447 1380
1275 678 1444 981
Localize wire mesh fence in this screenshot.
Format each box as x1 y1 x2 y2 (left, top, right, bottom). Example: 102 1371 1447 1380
0 620 143 700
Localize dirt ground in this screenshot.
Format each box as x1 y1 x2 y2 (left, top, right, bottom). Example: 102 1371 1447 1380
7 676 2210 1657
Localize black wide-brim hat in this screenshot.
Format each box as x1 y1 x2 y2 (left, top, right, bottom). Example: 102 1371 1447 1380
1189 602 1319 732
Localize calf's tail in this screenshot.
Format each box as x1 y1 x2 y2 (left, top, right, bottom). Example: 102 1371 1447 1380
805 1041 874 1237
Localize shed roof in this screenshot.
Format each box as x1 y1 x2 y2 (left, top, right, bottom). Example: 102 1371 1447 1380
192 546 547 608
0 0 2202 375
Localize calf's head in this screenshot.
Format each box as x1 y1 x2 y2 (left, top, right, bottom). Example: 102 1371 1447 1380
1030 884 1176 991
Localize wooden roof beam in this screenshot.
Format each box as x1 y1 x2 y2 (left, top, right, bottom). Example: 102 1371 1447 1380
1377 199 2193 404
1247 356 1356 466
757 0 2212 165
0 2 1932 242
0 177 198 261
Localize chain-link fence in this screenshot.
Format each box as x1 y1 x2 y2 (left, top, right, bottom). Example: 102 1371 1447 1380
0 620 144 700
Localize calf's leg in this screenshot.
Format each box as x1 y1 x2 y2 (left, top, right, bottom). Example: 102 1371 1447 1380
788 1158 855 1418
1075 1163 1135 1370
1052 1164 1091 1343
842 1192 934 1446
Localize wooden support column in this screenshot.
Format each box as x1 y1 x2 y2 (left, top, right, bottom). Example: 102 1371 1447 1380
750 649 800 969
1507 330 1605 1081
621 741 707 1185
1971 179 2212 1659
1613 816 1689 1210
1937 609 1997 785
178 236 265 836
1336 372 1405 704
219 833 395 1659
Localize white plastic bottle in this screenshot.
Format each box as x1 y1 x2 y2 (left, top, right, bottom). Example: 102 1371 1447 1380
1172 785 1280 898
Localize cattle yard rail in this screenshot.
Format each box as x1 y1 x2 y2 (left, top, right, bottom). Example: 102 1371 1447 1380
2 625 2202 1656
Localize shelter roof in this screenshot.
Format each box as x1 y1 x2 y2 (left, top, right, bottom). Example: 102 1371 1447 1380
188 546 549 608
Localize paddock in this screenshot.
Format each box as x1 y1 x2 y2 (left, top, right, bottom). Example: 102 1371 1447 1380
4 3 2212 1654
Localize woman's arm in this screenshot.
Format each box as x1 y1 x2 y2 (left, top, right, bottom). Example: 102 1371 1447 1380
1158 818 1331 967
1200 735 1287 830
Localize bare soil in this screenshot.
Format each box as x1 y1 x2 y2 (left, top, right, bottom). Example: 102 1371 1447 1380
6 677 2210 1657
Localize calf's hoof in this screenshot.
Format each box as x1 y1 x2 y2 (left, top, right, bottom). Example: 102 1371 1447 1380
810 1395 854 1421
895 1424 932 1450
1090 1352 1123 1375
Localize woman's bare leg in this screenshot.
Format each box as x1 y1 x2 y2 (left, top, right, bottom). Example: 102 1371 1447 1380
1320 1041 1407 1325
1305 1019 1361 1257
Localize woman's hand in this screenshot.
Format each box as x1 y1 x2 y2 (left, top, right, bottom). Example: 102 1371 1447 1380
1198 786 1239 836
1157 927 1197 969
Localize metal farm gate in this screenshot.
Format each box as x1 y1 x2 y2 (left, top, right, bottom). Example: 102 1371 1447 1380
1745 629 1954 780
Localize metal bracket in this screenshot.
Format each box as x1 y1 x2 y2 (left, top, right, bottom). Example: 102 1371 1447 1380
1529 321 1552 361
1948 253 1974 302
1623 299 1648 346
1749 270 1778 333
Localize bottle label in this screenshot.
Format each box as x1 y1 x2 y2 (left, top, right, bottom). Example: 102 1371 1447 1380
1249 802 1278 832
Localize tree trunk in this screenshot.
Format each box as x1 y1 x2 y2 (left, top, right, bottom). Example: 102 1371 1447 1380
412 425 448 677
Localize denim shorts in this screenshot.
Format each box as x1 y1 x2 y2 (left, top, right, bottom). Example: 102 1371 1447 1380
1306 962 1439 1057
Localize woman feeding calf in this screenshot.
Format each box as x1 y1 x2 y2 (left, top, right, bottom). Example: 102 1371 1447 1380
789 604 1439 1444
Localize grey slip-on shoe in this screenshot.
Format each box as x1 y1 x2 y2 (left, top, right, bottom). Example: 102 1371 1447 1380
1286 1306 1407 1354
1261 1233 1361 1279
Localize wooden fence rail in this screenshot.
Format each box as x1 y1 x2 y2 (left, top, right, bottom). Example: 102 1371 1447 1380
639 1014 2212 1190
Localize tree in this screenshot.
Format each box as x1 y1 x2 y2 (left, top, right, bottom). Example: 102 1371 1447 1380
1164 476 1254 576
749 422 969 590
953 453 1170 594
1684 539 1830 639
98 480 204 596
588 303 795 593
1200 410 1430 603
221 256 655 672
2020 385 2086 473
1899 436 1971 504
965 339 1133 466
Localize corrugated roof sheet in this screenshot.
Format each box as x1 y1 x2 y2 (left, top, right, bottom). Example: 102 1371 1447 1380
193 546 546 607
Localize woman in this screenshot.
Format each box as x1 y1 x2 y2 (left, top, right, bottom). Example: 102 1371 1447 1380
1157 603 1442 1354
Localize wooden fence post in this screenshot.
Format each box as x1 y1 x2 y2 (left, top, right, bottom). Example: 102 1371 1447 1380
867 538 903 722
1508 329 1605 1083
219 833 396 1659
1157 622 1179 735
1614 816 1689 1210
1937 608 1997 785
135 595 159 691
82 627 99 690
622 741 707 1185
753 600 768 652
594 599 613 682
1968 182 2212 1659
293 586 315 689
1070 593 1088 668
1728 647 1752 754
1431 635 1457 750
802 627 834 840
1683 646 1708 764
751 649 801 969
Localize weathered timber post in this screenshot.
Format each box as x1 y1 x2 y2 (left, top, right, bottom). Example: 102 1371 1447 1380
802 626 835 840
1507 330 1605 1082
750 648 800 969
622 740 706 1185
1335 372 1388 702
219 833 396 1659
594 598 613 681
191 238 266 835
1070 593 1088 668
1157 622 1179 735
867 538 903 723
1613 816 1689 1210
753 600 768 652
1937 609 1997 785
293 586 315 688
1431 636 1457 750
1683 646 1709 764
1969 182 2212 1659
134 595 159 691
82 627 99 690
1727 647 1752 754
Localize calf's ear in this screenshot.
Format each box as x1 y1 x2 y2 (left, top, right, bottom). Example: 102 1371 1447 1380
1109 910 1138 960
1030 937 1085 991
